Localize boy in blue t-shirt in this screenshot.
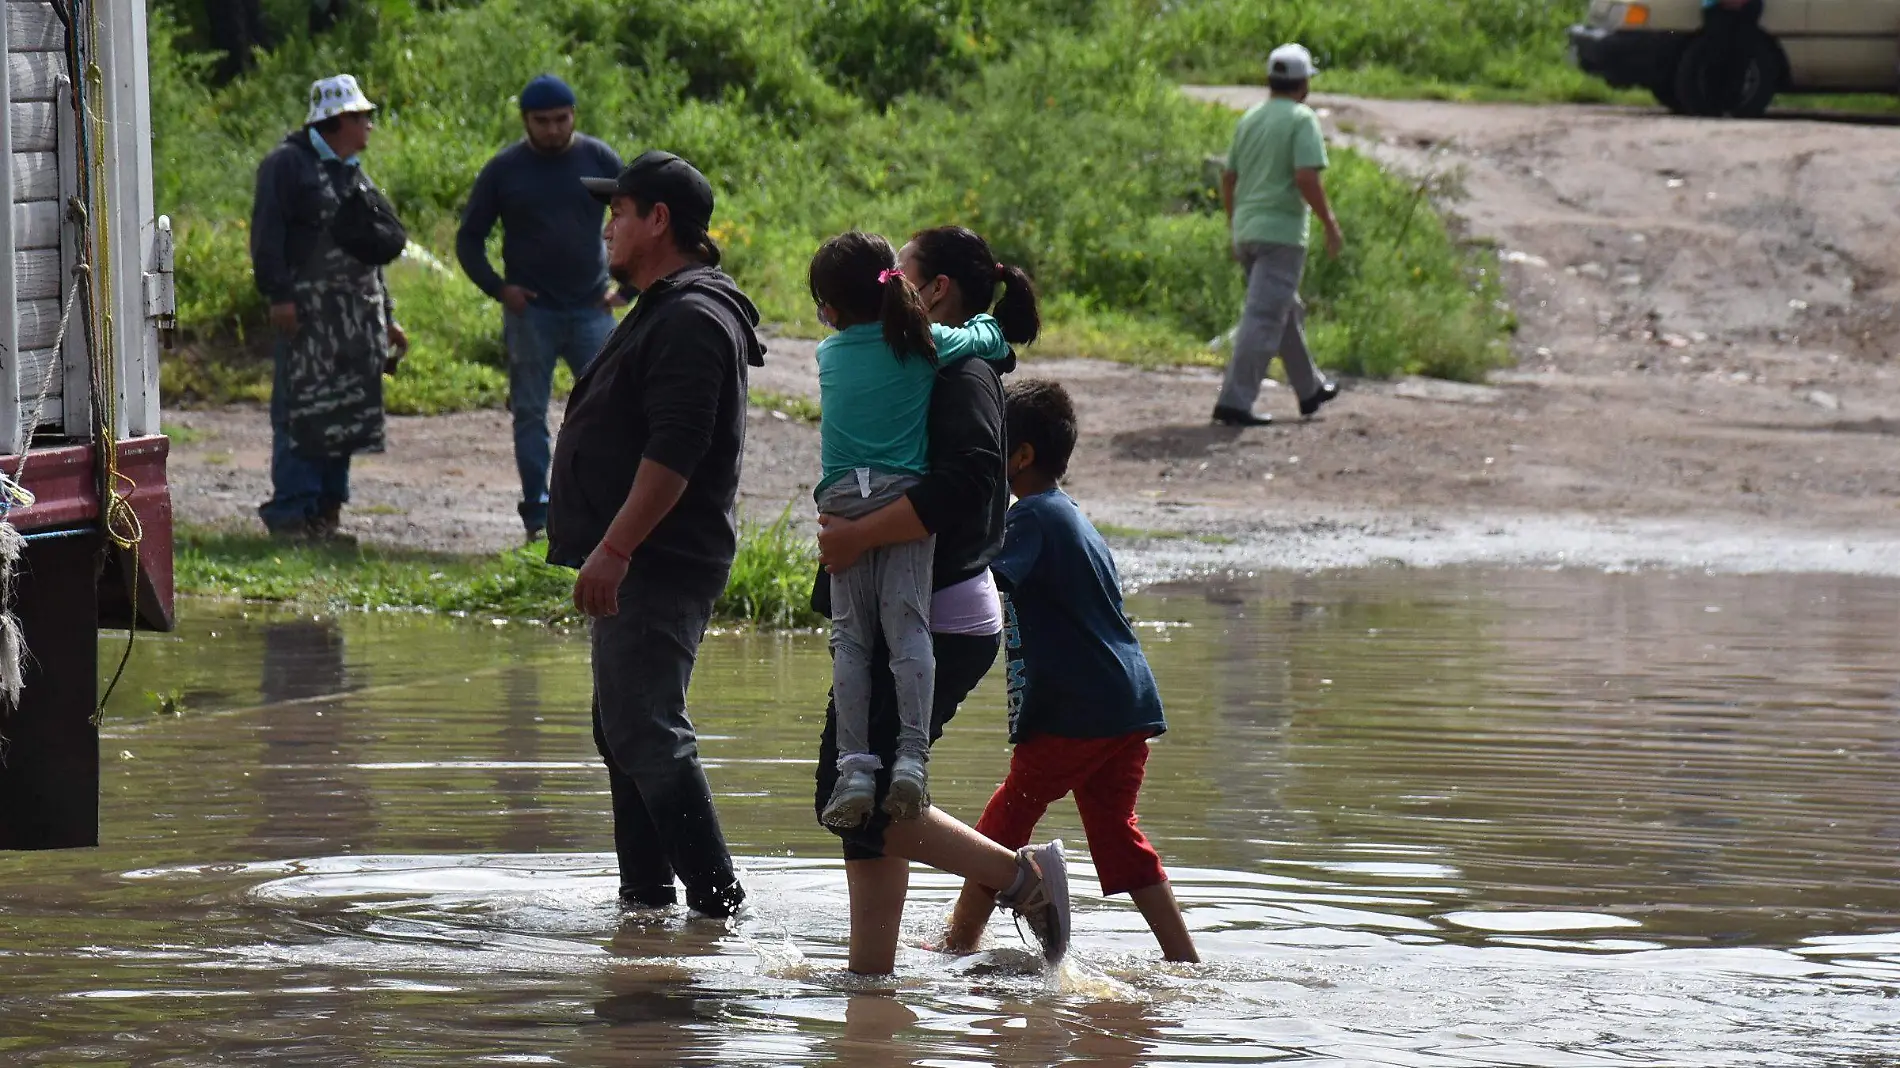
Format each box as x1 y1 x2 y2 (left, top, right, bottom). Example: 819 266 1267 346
942 379 1199 963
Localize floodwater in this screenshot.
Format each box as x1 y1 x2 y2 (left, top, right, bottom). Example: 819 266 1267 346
4 567 1900 1065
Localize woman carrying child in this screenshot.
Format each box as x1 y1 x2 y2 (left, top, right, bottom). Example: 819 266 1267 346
809 231 1014 828
811 227 1066 975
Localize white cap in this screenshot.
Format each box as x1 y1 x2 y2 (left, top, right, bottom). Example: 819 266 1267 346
305 74 376 125
1268 43 1318 81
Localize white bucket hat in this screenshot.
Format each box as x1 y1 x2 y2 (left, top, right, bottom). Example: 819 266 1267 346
1268 43 1319 81
306 74 376 125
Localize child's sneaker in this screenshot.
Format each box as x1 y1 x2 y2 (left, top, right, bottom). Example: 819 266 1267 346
883 754 930 821
820 766 877 829
995 839 1071 963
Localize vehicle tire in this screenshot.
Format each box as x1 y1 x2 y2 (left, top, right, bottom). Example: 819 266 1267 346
1673 30 1781 118
1651 79 1686 114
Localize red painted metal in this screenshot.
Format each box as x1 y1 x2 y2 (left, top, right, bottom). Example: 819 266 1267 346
1 436 175 631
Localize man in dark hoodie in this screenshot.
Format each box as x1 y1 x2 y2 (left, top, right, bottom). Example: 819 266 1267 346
548 151 764 919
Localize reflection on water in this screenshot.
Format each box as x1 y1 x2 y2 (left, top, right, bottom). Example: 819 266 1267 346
4 569 1900 1065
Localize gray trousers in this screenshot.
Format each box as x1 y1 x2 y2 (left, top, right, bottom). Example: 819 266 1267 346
1218 241 1322 412
819 470 935 772
590 566 742 915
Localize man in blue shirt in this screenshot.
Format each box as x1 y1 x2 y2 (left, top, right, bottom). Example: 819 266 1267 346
457 75 624 542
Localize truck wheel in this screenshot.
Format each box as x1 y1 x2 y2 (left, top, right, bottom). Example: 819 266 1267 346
1651 79 1686 114
1674 31 1781 118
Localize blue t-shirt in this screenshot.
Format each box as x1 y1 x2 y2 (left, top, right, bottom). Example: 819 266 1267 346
455 134 624 310
991 488 1166 744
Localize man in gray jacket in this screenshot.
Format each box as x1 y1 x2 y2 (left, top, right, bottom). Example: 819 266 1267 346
250 74 407 540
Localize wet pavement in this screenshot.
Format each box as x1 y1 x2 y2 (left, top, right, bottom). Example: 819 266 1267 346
3 568 1899 1065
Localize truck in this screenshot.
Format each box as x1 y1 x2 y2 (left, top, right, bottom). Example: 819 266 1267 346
1569 0 1900 116
0 0 175 849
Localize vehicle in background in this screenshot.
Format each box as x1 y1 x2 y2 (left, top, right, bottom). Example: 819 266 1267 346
1569 0 1900 116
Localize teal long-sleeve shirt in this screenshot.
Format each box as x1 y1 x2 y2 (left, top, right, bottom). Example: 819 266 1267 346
816 314 1009 494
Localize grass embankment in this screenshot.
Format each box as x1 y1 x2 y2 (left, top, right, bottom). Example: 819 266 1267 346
1150 0 1625 104
153 0 1517 417
176 514 823 627
1158 1 1900 113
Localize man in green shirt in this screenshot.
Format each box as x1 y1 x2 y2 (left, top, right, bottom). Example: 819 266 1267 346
1216 43 1344 427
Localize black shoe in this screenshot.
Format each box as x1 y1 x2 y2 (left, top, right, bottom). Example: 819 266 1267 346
265 519 316 543
686 881 746 920
312 502 357 545
1212 405 1272 427
618 884 678 911
1299 381 1340 418
524 525 546 546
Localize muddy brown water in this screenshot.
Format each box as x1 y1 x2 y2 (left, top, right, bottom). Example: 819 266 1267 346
4 568 1899 1065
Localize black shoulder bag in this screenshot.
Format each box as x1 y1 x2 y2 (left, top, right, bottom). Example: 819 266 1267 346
328 166 408 267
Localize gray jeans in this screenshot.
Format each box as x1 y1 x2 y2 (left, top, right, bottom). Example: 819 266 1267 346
1219 241 1322 412
590 566 742 915
818 470 936 772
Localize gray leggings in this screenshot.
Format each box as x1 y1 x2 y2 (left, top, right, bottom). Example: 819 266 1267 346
819 470 936 772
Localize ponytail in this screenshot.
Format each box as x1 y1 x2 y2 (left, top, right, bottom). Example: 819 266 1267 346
993 263 1040 346
908 225 1041 346
809 230 934 363
878 268 938 365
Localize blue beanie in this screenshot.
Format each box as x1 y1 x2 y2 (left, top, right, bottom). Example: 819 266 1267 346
520 74 576 112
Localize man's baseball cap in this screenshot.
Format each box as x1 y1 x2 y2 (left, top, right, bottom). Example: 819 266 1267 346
581 150 715 235
1268 43 1319 81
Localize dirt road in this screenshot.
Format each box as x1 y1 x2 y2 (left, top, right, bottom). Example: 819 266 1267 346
169 94 1900 574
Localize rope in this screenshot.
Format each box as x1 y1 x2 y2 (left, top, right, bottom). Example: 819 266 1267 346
8 276 86 493
0 274 85 730
79 2 143 719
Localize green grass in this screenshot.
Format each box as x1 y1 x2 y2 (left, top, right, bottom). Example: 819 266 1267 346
748 389 822 424
1144 1 1900 112
1144 0 1607 101
1096 523 1237 546
150 0 1516 410
175 511 823 627
1097 523 1191 541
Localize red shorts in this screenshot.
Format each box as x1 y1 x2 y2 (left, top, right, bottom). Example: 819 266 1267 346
972 730 1167 897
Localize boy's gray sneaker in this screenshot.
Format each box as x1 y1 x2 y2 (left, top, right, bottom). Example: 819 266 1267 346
883 754 930 821
995 839 1071 964
820 766 877 829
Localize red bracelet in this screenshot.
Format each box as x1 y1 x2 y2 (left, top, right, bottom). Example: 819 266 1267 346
599 541 631 562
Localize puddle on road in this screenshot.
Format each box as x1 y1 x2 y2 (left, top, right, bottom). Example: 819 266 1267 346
3 568 1899 1065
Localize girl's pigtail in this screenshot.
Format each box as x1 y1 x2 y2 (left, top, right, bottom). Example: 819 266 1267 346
879 268 938 365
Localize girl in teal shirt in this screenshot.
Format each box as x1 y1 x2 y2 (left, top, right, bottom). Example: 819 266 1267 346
810 231 1010 828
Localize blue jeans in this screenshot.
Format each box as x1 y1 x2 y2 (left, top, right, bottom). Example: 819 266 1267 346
506 304 615 532
259 339 350 531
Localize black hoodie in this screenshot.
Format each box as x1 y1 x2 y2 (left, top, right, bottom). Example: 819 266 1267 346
251 129 359 304
546 265 766 586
